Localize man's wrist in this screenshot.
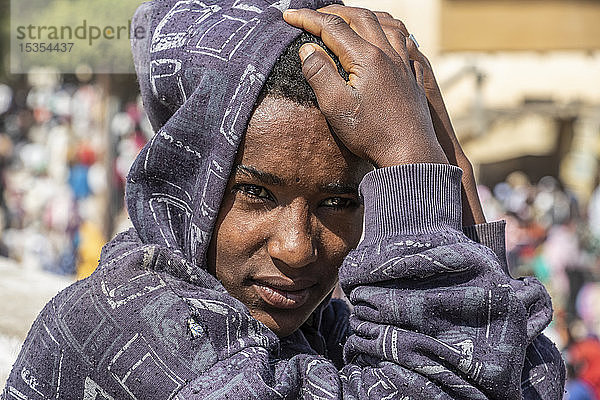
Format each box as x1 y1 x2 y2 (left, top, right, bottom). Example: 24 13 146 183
372 138 449 168
359 163 462 243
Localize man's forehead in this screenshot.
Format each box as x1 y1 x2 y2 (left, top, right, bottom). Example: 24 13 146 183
239 96 372 186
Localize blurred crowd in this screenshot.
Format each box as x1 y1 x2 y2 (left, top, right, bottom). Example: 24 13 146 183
479 172 600 399
0 73 151 279
0 75 599 398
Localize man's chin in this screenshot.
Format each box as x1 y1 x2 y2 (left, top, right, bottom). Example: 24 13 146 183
251 308 310 338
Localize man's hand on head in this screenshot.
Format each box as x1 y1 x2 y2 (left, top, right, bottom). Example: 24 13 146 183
374 11 486 225
283 5 448 168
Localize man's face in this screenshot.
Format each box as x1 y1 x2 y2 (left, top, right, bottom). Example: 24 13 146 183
207 96 371 337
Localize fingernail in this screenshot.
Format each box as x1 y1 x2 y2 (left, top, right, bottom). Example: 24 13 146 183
299 44 316 62
284 9 298 16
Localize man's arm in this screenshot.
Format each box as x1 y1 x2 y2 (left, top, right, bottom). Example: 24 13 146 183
337 163 553 398
284 5 565 398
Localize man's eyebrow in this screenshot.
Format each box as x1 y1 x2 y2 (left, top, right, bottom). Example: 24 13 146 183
319 181 359 195
235 164 358 194
235 164 283 186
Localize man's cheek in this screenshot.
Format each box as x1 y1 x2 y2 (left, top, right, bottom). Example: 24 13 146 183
217 212 269 264
324 212 363 243
321 234 353 269
232 207 271 233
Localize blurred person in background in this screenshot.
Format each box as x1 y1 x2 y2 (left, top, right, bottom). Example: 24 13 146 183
565 335 600 399
565 360 596 400
474 168 600 399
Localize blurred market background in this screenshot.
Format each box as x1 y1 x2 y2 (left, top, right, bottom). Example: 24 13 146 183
1 0 600 397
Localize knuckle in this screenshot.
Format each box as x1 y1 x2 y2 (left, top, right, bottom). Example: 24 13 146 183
391 30 407 45
377 11 393 19
355 8 379 24
367 46 386 63
323 13 346 28
396 20 408 31
388 19 409 35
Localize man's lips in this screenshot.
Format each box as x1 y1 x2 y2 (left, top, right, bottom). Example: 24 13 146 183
251 276 316 309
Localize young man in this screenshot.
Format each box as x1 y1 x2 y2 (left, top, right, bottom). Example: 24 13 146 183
3 0 564 398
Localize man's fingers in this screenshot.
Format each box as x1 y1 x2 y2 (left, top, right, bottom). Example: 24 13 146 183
368 12 435 93
406 33 423 64
373 13 411 67
372 11 394 21
405 36 438 93
381 26 409 67
413 60 425 88
316 5 397 56
375 14 409 37
284 9 371 75
299 43 351 114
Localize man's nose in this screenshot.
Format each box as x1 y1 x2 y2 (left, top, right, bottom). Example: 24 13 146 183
267 201 318 269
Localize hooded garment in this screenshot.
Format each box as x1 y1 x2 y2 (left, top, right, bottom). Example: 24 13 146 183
125 0 343 360
3 1 565 399
127 0 340 266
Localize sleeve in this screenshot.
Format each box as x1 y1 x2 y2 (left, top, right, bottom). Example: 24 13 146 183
175 164 564 399
463 221 508 274
463 221 566 399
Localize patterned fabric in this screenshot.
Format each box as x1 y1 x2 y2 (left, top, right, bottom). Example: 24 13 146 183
2 1 565 398
2 165 565 399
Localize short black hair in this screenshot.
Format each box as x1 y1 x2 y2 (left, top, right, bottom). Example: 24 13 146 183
261 32 347 108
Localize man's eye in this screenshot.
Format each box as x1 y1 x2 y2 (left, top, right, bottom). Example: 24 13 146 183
233 184 274 201
320 197 356 210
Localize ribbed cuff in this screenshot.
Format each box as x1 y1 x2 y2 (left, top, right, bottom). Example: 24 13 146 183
463 220 509 274
359 164 463 243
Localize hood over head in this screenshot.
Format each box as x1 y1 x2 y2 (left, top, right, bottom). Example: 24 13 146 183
127 0 340 279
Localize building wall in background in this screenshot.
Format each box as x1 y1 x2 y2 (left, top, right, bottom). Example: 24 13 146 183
346 0 600 201
440 0 600 52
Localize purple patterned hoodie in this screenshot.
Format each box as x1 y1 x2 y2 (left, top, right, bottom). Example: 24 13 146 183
3 0 564 399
